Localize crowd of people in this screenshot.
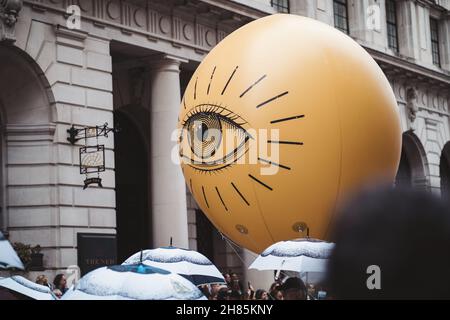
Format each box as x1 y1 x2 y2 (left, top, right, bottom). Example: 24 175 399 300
35 274 68 299
199 272 311 300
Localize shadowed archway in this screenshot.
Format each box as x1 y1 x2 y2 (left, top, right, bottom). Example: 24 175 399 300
114 107 150 262
395 132 428 190
440 142 450 199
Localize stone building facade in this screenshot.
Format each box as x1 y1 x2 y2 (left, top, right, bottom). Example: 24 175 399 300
0 0 449 288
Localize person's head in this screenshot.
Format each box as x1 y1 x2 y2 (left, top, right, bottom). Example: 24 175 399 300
198 285 210 299
269 281 281 293
228 290 242 300
327 186 450 299
280 277 307 300
255 289 268 300
231 272 239 281
53 289 63 299
53 274 67 290
35 275 48 286
270 289 283 300
210 283 221 297
230 280 242 292
216 287 229 300
223 273 231 284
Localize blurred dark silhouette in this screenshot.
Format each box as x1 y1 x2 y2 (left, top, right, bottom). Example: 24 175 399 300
327 186 450 299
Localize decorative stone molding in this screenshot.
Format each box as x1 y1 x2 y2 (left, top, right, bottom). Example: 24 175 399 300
4 123 57 142
23 0 247 54
0 0 22 43
55 25 88 49
389 77 449 119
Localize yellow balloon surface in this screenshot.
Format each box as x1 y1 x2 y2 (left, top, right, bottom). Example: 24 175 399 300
178 14 401 253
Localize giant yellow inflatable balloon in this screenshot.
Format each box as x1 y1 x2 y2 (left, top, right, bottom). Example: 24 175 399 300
178 14 401 253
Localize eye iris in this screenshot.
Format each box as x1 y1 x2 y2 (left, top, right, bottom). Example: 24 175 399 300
188 113 222 159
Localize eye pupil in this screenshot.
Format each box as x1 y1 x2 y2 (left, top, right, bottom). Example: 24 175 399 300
196 122 209 142
187 114 222 159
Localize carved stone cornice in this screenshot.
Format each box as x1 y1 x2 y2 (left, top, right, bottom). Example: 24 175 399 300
366 46 450 88
198 0 275 19
23 0 257 56
0 0 23 43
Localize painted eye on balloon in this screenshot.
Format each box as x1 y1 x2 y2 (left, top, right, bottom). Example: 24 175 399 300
179 104 252 172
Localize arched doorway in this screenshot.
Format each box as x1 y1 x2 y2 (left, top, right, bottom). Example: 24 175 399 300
114 108 150 262
395 132 428 190
440 142 450 199
0 45 55 232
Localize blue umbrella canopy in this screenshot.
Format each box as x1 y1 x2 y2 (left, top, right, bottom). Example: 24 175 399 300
0 231 24 270
123 246 225 286
62 263 206 300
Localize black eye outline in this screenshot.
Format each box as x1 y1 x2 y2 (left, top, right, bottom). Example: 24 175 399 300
179 104 252 173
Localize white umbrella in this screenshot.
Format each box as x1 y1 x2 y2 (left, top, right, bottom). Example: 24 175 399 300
249 238 335 274
0 231 24 270
123 246 225 286
0 276 55 300
62 263 206 300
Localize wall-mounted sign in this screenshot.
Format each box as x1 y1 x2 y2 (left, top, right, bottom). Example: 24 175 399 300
79 145 105 174
79 145 105 189
67 123 117 189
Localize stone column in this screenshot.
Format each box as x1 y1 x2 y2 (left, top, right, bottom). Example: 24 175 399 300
347 0 388 51
397 0 420 60
289 0 315 18
149 55 189 249
440 15 450 72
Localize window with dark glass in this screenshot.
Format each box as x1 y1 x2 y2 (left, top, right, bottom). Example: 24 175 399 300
386 0 399 52
271 0 289 13
333 0 349 34
430 18 441 67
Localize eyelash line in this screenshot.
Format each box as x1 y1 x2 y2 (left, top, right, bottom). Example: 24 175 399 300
182 103 248 127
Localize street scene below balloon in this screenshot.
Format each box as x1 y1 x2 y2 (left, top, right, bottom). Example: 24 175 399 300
3 186 450 300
